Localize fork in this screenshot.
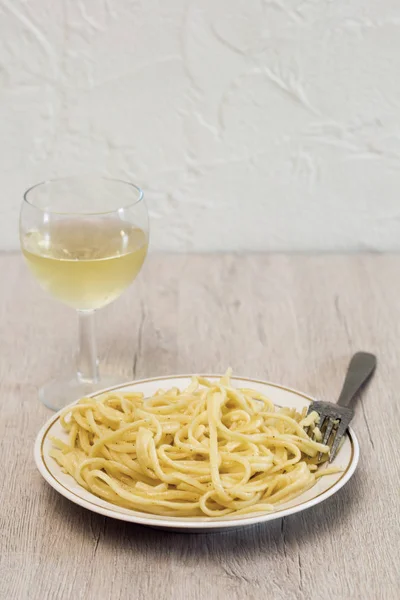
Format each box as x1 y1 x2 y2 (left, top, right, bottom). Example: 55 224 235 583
306 352 377 462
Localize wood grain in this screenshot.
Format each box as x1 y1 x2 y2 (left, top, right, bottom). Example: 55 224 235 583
0 253 399 600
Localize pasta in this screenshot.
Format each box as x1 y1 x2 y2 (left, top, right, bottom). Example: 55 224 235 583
50 371 337 518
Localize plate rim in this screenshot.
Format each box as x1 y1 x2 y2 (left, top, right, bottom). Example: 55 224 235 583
34 373 360 530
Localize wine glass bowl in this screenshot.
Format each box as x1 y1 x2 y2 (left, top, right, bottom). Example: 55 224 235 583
20 177 149 410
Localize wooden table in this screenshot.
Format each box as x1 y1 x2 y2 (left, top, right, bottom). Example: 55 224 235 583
1 253 399 600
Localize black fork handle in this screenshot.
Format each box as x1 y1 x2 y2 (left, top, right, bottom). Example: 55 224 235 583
337 352 377 408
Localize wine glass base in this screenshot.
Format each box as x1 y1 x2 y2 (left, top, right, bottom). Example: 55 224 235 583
39 375 130 411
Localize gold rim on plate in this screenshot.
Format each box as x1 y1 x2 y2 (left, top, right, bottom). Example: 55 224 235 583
37 375 356 528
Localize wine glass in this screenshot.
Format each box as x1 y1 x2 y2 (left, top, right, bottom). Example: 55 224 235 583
20 176 149 411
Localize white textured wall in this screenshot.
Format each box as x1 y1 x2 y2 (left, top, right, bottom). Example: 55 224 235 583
1 0 400 252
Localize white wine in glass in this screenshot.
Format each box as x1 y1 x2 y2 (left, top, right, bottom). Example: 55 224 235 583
22 219 148 310
20 177 149 411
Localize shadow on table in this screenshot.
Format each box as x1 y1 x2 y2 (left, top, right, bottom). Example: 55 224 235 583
48 469 363 561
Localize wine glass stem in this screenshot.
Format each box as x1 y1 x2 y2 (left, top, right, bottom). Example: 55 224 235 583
77 310 100 383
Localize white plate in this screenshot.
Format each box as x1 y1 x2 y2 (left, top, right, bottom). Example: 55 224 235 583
35 375 359 532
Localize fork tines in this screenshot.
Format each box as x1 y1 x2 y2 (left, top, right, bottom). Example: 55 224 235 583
306 401 354 462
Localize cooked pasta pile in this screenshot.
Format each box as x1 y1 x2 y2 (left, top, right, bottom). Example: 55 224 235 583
50 372 335 517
